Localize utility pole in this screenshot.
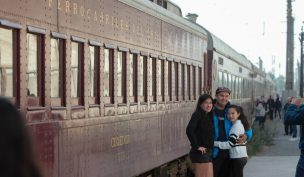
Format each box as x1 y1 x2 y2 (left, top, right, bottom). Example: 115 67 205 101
286 0 294 90
300 26 304 97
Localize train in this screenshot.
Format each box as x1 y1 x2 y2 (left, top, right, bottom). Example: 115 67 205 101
0 0 274 176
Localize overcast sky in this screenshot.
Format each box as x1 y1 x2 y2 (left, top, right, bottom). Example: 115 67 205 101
171 0 304 77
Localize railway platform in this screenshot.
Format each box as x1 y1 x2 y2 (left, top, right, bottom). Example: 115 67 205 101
244 119 300 177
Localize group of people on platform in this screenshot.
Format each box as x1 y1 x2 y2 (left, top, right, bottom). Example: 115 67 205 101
186 87 304 177
186 87 252 177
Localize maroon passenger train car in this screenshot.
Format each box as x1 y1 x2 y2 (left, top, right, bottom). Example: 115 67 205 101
0 0 210 176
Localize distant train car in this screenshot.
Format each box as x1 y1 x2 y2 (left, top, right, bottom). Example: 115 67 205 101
0 0 274 176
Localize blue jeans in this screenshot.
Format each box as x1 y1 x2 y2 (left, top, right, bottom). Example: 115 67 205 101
292 125 297 138
295 152 304 177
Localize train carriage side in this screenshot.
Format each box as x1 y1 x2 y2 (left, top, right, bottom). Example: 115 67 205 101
208 34 254 119
0 0 209 176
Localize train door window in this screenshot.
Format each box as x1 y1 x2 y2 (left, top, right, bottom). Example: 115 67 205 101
198 67 202 95
192 66 196 100
130 53 138 103
71 41 84 106
174 62 179 101
167 61 172 101
117 51 127 104
151 57 157 102
0 27 19 105
88 45 100 105
181 63 185 101
50 38 66 106
104 48 114 104
26 33 44 107
187 65 191 100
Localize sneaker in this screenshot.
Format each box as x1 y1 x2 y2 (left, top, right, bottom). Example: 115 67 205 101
289 137 298 141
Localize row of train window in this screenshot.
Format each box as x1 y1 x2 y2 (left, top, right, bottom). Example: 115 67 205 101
218 71 253 99
0 26 203 108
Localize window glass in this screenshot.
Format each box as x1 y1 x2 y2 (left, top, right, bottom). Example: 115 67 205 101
0 28 13 97
51 39 60 98
104 49 110 97
71 42 79 98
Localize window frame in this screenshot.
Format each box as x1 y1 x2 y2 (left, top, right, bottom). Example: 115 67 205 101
88 45 100 105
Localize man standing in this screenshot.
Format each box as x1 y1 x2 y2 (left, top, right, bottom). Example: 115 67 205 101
267 95 275 120
213 87 253 177
284 98 304 177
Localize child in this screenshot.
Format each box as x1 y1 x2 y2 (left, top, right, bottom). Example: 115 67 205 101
214 105 250 177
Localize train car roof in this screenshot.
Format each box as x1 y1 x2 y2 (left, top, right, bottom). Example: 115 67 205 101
119 0 209 37
208 33 252 69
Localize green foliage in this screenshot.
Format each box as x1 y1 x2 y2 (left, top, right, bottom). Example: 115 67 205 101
247 120 276 156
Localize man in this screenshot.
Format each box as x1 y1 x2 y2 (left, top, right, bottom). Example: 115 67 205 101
213 87 253 177
284 97 304 177
267 95 275 120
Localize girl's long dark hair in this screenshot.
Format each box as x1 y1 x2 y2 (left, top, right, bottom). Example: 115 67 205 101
0 97 43 177
195 94 213 116
228 104 250 130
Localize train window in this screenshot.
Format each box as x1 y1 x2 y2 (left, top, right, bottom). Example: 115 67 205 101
198 67 202 95
231 75 235 99
130 54 138 102
104 49 114 104
174 62 179 101
218 57 224 65
218 71 223 87
152 58 157 102
187 65 191 100
143 56 148 102
160 59 165 102
117 51 127 103
89 46 100 104
26 33 44 106
157 59 162 97
181 64 185 101
223 73 227 87
167 61 172 101
0 27 19 104
50 38 66 106
239 77 242 98
227 74 231 91
193 66 196 99
235 76 239 99
71 42 84 106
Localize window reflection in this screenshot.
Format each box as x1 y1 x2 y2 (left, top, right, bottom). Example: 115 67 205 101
0 28 13 97
104 49 110 97
26 33 38 97
139 56 143 96
117 52 122 97
51 39 60 98
89 46 95 97
71 42 79 98
157 59 161 96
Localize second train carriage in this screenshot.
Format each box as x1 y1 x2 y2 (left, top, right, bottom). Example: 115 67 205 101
0 0 274 176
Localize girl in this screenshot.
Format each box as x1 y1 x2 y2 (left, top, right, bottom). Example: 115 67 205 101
186 94 214 177
214 105 250 177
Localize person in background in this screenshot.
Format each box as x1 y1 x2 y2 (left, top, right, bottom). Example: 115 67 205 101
284 97 304 177
212 87 252 177
284 97 293 136
0 97 44 177
267 95 275 120
255 98 266 129
186 94 214 177
214 105 250 177
274 95 282 119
